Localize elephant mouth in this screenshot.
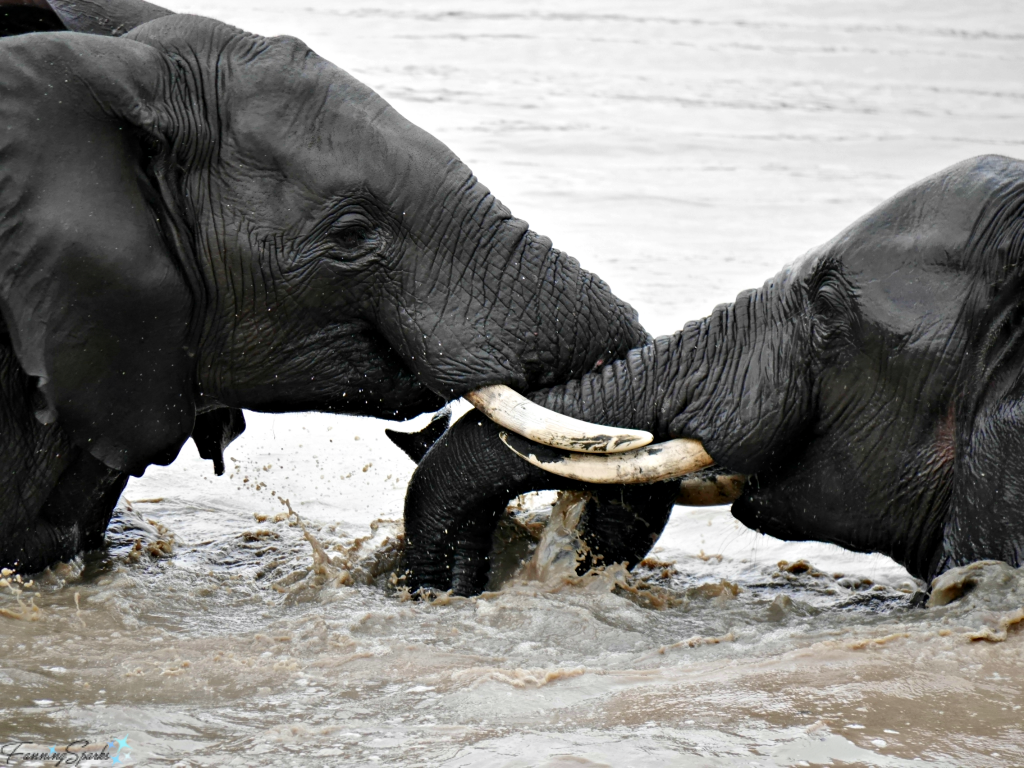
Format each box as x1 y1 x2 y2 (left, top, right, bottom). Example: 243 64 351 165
675 469 748 506
729 475 807 541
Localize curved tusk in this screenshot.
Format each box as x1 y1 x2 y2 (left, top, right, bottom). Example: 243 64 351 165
675 473 747 506
498 430 714 484
466 384 653 453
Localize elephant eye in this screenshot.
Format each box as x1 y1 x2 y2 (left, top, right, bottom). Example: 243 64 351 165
808 262 856 353
328 214 377 258
333 225 369 250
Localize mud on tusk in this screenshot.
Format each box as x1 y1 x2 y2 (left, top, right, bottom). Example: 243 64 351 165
498 430 714 483
675 472 747 506
465 384 653 453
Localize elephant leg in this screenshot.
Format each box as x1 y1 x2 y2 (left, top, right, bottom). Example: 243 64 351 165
576 483 678 573
938 382 1024 577
1 303 127 574
1 448 130 573
40 448 128 532
42 448 129 554
2 517 79 574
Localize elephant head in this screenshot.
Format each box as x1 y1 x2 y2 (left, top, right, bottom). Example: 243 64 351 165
0 0 650 478
406 154 1024 594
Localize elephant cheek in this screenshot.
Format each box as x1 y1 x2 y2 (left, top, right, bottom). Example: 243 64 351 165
729 471 821 544
731 484 793 541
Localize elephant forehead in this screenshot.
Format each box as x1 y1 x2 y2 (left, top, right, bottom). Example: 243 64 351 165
830 155 1024 275
129 15 480 226
793 157 1024 341
221 49 461 209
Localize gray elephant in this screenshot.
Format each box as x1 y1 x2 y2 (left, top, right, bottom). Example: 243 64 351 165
404 154 1024 595
0 0 651 572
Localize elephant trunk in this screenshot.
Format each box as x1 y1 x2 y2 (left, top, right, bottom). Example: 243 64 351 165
383 167 651 403
499 229 651 394
665 274 815 474
401 410 679 596
528 335 678 437
524 266 815 476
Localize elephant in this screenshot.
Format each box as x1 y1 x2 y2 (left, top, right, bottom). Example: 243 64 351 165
0 0 655 573
403 154 1024 596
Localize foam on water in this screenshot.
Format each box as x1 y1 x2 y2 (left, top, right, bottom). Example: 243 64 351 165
3 0 1024 765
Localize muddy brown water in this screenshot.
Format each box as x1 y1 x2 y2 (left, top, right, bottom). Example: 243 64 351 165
2 1 1024 765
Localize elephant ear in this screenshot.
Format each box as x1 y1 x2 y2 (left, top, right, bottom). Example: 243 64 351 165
0 31 196 475
46 0 171 35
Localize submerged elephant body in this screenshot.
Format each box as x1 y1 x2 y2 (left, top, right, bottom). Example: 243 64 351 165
407 155 1024 594
0 1 648 572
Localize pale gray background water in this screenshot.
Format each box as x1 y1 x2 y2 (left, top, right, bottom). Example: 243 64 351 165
2 1 1023 766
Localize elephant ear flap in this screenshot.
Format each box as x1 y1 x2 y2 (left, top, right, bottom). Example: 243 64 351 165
46 0 172 35
0 32 196 475
192 409 247 476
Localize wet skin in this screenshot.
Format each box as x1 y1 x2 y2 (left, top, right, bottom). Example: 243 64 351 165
408 155 1024 595
0 1 647 573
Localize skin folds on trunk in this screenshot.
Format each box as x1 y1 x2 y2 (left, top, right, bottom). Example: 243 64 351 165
529 270 814 475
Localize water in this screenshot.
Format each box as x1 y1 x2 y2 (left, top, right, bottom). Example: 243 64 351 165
3 1 1024 765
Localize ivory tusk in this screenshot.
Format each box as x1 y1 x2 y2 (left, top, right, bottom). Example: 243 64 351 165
466 384 653 453
675 473 747 506
498 430 714 484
